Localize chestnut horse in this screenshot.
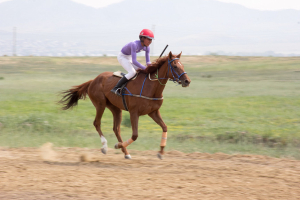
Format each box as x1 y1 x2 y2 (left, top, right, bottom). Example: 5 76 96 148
59 51 191 159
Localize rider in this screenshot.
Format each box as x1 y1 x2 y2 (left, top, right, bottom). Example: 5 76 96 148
111 29 154 95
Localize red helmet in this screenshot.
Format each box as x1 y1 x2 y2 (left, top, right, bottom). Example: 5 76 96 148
139 29 154 40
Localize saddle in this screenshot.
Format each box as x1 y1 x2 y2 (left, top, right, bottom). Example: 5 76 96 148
113 71 138 80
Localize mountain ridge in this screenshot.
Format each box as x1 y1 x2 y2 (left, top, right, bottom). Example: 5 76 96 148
0 0 299 56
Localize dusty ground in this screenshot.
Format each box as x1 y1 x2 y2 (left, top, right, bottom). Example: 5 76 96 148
0 144 300 200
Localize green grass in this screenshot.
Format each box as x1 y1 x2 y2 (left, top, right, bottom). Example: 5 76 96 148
0 56 300 159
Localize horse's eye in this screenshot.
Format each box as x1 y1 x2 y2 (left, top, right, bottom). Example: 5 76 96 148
173 62 177 68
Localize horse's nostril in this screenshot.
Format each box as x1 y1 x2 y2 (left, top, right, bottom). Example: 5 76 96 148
185 80 190 84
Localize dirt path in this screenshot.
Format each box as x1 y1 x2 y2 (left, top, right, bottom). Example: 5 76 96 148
0 144 300 200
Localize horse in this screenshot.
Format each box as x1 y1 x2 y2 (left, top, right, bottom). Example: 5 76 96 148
59 51 191 159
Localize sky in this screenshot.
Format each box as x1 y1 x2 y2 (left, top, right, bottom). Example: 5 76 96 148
0 0 299 10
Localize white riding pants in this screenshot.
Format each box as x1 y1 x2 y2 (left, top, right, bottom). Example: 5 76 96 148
117 52 139 79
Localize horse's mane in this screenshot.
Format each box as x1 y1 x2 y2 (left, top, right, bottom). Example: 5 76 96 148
141 56 168 74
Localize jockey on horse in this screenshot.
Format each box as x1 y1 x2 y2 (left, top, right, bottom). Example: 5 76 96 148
60 29 191 159
110 29 154 95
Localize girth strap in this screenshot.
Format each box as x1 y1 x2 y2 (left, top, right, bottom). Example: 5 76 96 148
120 74 164 111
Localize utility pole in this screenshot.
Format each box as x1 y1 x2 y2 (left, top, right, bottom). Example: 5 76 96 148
13 27 16 56
151 24 155 56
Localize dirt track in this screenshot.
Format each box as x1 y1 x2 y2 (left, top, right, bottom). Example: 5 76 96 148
0 144 300 200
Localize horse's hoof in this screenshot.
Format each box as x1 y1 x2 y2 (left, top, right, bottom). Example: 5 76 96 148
114 143 120 149
157 153 163 160
101 147 107 154
125 154 131 159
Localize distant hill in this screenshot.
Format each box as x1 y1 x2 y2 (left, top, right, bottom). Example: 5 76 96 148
0 0 299 56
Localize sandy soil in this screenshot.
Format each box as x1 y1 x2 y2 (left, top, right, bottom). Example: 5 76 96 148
0 144 300 200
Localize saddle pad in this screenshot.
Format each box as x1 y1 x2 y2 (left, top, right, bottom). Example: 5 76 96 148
113 71 138 80
113 71 125 78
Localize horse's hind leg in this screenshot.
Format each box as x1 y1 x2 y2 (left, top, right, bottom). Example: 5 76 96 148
107 104 131 159
93 105 108 154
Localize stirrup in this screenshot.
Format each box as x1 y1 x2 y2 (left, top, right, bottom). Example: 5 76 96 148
111 88 121 96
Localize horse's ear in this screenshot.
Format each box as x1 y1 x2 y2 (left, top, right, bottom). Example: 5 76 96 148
176 51 182 58
168 51 173 59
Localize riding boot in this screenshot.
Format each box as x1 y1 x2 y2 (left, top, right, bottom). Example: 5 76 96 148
110 76 129 96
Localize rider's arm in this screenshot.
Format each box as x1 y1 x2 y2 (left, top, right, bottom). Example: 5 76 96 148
145 46 151 66
131 42 146 70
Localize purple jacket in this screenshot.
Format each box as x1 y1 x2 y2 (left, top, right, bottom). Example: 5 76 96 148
121 40 151 70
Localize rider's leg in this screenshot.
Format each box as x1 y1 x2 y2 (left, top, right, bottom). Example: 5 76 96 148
111 53 137 95
110 76 129 95
117 52 138 79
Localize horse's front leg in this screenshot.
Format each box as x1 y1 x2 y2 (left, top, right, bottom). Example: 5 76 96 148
148 110 167 159
115 111 139 159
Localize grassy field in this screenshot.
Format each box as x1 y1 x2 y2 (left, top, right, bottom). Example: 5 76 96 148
0 56 300 159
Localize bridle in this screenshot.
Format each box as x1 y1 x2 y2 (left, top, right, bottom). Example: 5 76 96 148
167 58 187 83
149 58 187 85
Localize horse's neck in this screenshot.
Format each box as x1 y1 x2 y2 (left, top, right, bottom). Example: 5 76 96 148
151 61 169 97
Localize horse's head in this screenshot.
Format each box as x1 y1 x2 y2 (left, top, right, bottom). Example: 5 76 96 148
167 51 191 87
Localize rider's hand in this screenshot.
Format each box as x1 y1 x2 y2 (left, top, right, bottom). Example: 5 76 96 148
137 68 147 74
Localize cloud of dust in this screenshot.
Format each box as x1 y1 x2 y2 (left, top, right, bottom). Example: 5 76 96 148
40 142 57 161
80 153 98 162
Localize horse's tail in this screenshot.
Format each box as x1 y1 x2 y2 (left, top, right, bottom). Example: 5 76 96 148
59 80 93 110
